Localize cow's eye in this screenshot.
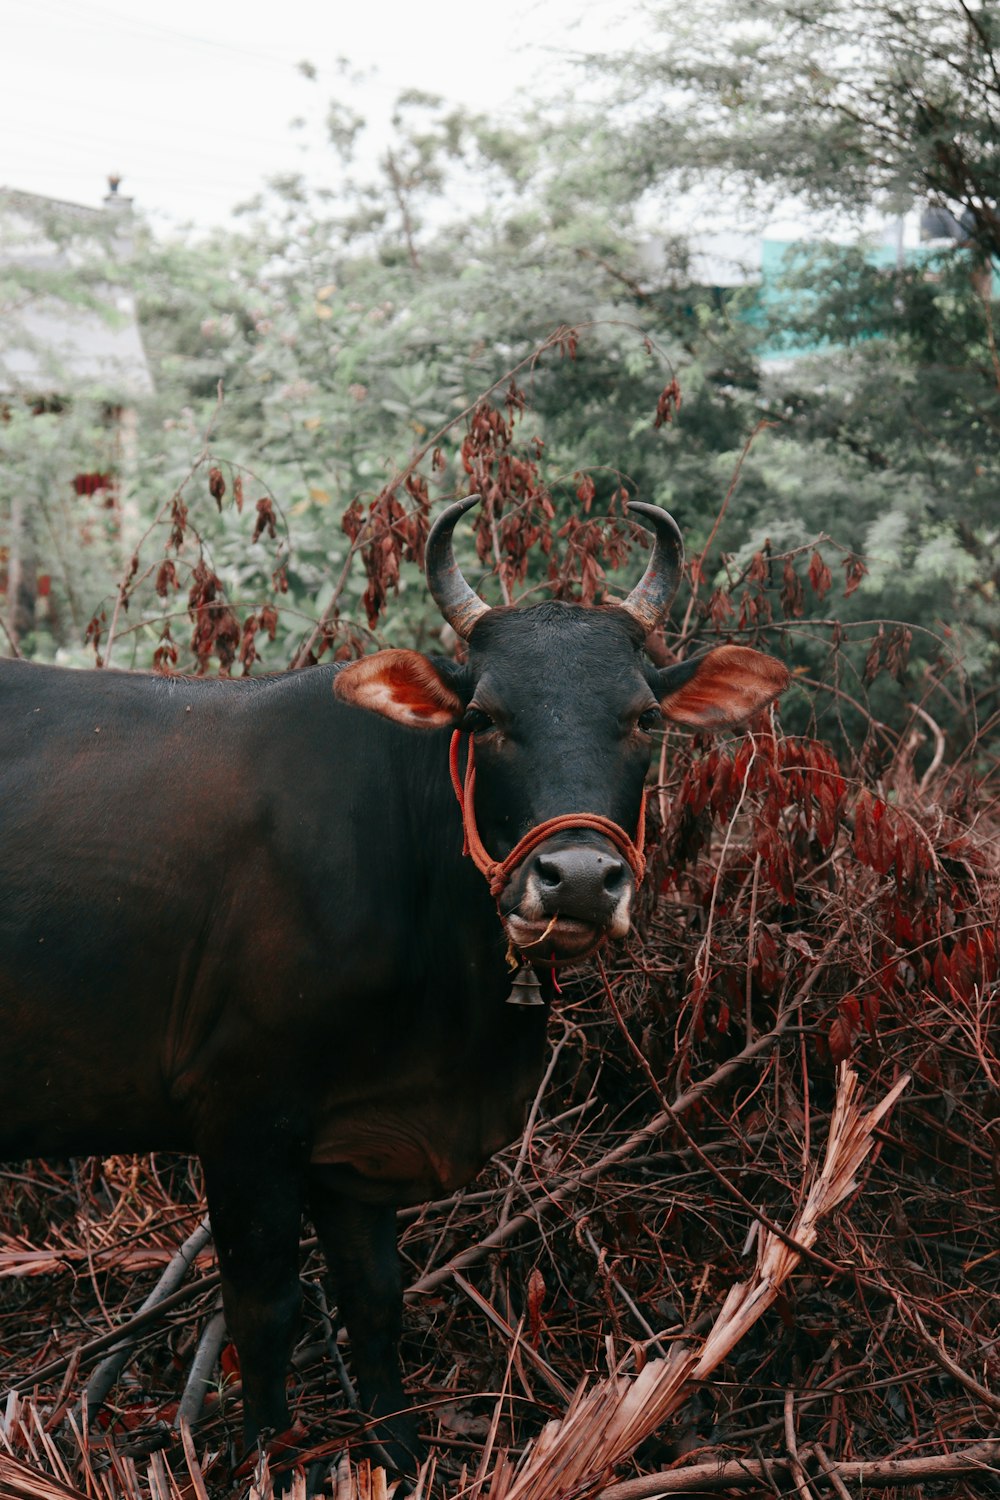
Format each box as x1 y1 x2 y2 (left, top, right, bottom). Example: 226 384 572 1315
637 706 663 732
464 706 495 734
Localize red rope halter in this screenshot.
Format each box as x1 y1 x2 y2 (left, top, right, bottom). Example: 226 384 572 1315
448 731 647 900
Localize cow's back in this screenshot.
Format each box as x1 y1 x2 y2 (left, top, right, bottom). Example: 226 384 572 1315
0 660 281 1154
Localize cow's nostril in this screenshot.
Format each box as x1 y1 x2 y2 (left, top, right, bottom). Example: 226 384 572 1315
533 849 629 905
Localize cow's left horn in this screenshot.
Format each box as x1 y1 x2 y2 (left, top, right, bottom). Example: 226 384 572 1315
426 495 491 639
620 502 685 633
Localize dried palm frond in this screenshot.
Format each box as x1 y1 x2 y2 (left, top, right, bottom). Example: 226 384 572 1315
0 1397 218 1500
2 1388 441 1500
692 1065 909 1380
0 1450 90 1500
470 1065 908 1500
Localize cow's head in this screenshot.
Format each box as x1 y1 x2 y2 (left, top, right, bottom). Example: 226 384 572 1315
336 496 788 962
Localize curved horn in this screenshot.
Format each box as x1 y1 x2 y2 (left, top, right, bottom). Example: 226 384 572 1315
620 502 685 634
425 494 491 639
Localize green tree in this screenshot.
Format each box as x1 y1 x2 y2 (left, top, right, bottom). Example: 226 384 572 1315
7 51 988 758
584 0 999 738
0 192 152 655
599 0 999 248
118 92 734 667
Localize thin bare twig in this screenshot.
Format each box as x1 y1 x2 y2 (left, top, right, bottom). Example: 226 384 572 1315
595 1439 1000 1498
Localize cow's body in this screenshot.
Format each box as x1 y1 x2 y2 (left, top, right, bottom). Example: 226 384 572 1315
0 497 788 1477
0 657 542 1183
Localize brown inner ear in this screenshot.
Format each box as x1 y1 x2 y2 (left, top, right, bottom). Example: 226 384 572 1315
661 644 790 729
335 648 464 728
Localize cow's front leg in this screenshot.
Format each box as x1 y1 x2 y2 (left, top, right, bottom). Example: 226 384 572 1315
309 1174 422 1477
201 1135 307 1448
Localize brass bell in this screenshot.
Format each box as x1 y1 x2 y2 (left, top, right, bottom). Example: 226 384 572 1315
506 965 545 1006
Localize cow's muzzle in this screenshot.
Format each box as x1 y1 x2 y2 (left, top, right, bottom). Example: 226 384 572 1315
502 834 635 960
448 732 646 963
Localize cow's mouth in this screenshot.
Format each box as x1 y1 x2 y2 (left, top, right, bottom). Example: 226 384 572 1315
504 913 604 961
499 834 635 961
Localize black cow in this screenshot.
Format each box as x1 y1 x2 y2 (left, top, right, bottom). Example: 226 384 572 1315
0 496 787 1474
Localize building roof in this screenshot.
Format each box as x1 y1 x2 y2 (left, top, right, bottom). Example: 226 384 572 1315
0 186 153 400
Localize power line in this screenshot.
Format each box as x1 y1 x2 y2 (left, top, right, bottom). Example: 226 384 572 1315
5 0 315 72
0 102 322 161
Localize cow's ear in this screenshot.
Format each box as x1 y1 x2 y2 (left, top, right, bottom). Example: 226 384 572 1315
654 645 790 729
334 649 465 728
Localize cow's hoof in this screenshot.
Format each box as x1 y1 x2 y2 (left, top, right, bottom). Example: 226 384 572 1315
234 1421 309 1488
366 1412 424 1489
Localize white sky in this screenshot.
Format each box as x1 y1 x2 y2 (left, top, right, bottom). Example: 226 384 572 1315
1 0 634 231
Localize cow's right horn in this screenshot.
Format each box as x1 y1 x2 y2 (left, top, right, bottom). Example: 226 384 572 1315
426 495 491 639
620 502 685 634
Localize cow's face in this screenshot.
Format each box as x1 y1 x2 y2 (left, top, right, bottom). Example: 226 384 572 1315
457 603 656 958
335 498 788 963
337 611 786 960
